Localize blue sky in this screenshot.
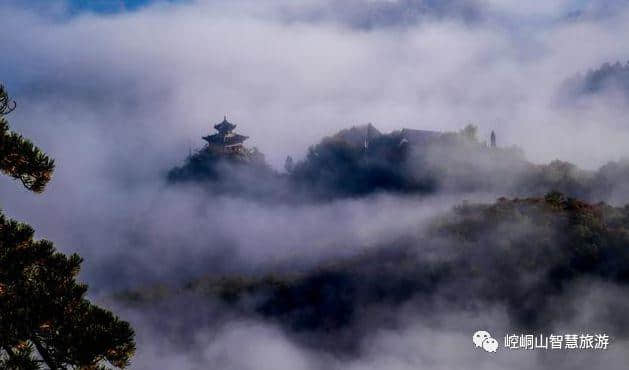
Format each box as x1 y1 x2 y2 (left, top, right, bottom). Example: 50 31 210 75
3 0 628 169
14 0 183 15
8 0 612 27
14 0 597 17
69 0 155 12
66 0 182 13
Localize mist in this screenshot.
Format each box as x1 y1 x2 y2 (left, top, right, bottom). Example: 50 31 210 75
2 0 629 369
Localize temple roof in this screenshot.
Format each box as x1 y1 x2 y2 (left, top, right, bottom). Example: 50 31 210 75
203 133 249 146
214 116 237 132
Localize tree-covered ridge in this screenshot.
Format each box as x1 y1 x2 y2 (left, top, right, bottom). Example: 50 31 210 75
289 124 527 198
562 60 629 101
167 122 629 205
167 143 285 200
117 193 629 351
167 123 526 200
0 86 135 369
434 192 629 280
168 142 270 182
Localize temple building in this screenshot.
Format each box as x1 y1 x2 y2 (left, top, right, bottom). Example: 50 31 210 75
203 116 249 154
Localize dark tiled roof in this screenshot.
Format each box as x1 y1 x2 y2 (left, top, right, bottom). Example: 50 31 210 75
214 117 237 132
203 133 249 146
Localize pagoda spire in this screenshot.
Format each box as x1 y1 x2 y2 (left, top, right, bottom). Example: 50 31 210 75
214 115 237 133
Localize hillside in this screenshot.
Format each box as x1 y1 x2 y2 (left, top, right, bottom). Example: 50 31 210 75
167 123 629 205
116 193 629 352
561 61 629 103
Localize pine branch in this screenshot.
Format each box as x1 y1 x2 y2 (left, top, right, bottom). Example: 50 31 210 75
0 85 54 192
0 85 134 368
31 338 58 370
0 85 16 116
0 119 55 193
2 343 42 370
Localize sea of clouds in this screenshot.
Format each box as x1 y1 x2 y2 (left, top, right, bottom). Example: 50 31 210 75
2 0 629 368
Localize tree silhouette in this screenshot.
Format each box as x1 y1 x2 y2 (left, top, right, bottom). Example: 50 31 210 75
0 85 135 369
460 123 478 142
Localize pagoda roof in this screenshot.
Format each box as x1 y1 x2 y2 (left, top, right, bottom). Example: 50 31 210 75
203 133 249 146
214 116 237 132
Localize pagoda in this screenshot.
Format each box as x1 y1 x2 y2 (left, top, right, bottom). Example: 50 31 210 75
202 116 249 154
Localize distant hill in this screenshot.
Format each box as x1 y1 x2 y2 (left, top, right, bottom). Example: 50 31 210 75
286 124 529 199
561 61 629 102
166 137 285 199
167 123 629 204
116 193 629 352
